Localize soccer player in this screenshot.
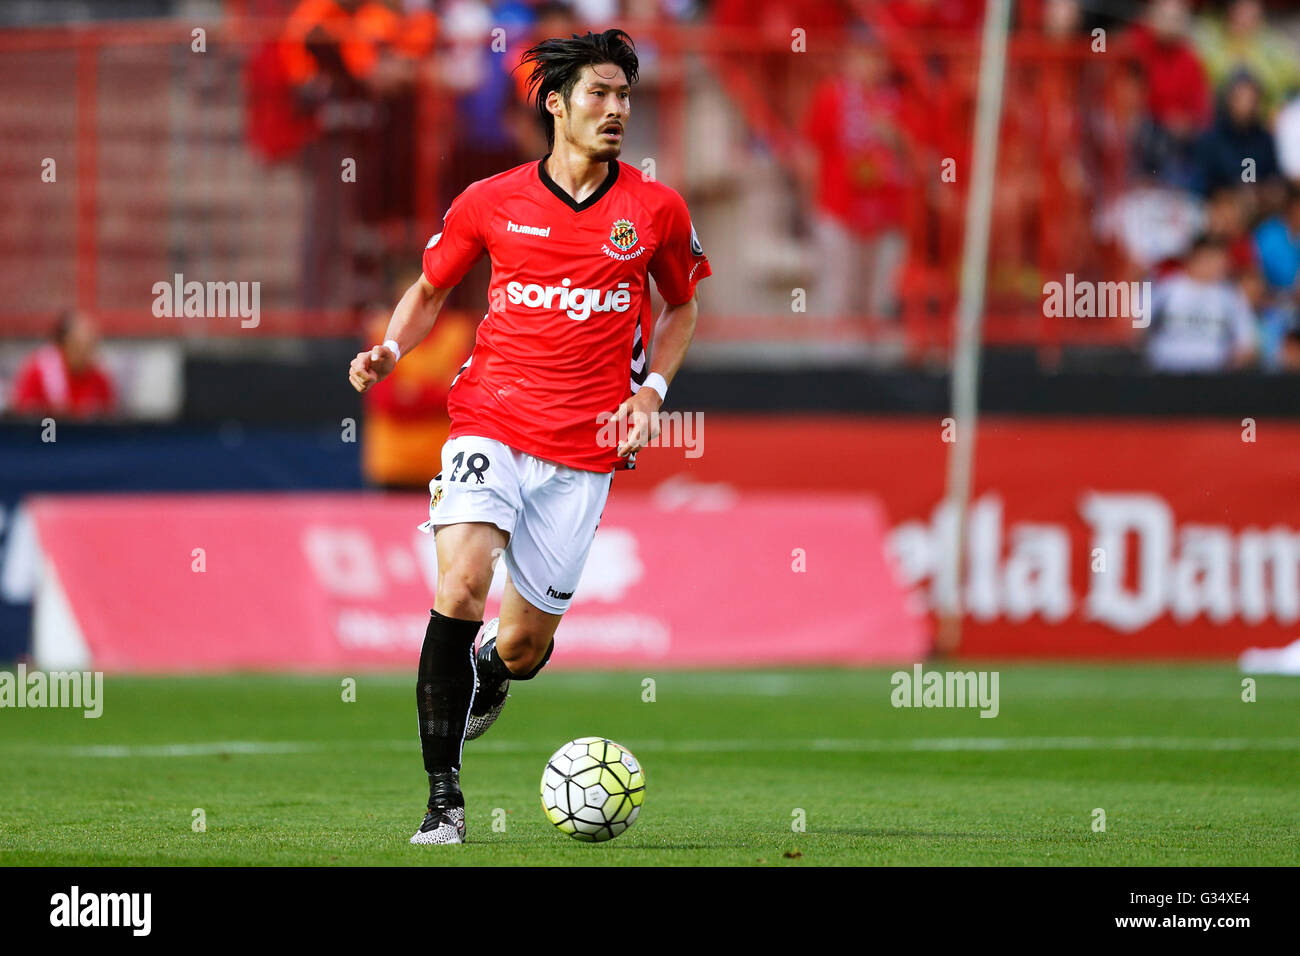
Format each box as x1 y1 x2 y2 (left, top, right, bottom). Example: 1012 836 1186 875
347 29 711 844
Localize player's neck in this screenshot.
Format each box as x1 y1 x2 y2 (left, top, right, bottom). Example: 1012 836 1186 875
543 148 612 206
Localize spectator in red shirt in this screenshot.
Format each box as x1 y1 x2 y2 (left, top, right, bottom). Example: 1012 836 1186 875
9 313 116 419
1126 0 1213 188
798 39 909 321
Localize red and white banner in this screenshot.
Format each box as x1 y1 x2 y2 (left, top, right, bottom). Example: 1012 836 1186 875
28 490 926 672
628 416 1300 658
27 416 1300 668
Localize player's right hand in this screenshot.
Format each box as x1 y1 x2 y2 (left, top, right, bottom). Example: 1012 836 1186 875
348 345 397 393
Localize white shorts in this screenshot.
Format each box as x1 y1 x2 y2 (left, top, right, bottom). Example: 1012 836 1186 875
419 435 613 615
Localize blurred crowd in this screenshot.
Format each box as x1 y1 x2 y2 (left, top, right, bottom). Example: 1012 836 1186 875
182 0 1300 377
247 0 686 315
778 0 1300 372
9 0 1300 424
1115 0 1300 372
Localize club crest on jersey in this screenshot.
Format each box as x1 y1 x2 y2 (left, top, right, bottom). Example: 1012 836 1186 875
609 218 638 252
430 483 444 508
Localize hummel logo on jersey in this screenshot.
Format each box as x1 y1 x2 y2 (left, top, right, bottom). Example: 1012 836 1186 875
546 585 574 600
507 219 551 238
506 279 633 321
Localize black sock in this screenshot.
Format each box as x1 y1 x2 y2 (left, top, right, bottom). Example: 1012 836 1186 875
417 610 481 801
477 635 554 682
427 769 463 811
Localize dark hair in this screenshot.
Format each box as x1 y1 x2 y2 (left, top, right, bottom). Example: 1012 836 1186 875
52 310 75 345
518 29 639 150
1186 232 1228 256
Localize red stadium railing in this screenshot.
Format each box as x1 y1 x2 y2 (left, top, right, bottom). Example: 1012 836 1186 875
0 17 1147 361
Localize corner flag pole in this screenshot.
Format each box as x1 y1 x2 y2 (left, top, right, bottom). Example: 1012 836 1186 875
937 0 1012 656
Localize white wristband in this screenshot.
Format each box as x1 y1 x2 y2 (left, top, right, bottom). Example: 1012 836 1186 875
382 339 401 363
642 372 668 403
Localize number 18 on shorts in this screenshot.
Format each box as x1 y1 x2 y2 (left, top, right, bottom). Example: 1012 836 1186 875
418 435 613 615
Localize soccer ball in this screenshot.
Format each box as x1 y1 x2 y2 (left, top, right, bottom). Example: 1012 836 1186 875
540 737 645 842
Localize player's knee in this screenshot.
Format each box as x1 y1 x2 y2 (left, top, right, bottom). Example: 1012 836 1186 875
497 631 553 678
435 567 491 621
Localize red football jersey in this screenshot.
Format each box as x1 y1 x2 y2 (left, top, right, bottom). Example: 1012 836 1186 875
421 156 712 473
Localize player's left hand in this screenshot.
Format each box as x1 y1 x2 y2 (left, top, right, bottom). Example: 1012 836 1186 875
610 389 662 458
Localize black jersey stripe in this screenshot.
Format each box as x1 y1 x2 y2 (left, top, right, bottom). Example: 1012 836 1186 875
630 317 647 385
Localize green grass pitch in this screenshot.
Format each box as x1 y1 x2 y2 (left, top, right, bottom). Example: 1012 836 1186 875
1 666 1297 866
